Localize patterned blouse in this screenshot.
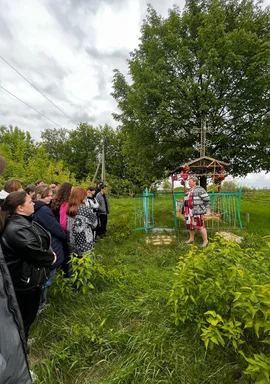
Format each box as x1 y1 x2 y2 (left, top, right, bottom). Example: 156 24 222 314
67 204 97 257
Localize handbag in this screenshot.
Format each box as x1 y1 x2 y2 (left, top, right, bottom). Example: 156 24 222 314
21 261 49 287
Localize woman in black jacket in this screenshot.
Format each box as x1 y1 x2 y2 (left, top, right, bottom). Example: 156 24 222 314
0 245 32 383
0 191 56 342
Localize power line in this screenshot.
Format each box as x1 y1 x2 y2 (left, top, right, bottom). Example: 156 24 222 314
0 85 64 129
0 55 77 125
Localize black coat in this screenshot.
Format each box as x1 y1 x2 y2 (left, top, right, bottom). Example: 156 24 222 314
1 214 55 292
0 246 32 383
33 201 66 269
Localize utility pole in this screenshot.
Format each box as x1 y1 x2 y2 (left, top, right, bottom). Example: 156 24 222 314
200 116 207 157
101 142 105 182
92 156 101 185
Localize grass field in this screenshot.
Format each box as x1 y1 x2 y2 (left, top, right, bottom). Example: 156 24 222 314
30 191 270 383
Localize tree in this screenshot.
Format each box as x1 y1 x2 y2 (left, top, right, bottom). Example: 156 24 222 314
112 0 270 186
66 123 102 181
0 125 75 187
41 124 134 191
0 125 36 163
24 147 74 185
0 125 36 183
40 128 70 161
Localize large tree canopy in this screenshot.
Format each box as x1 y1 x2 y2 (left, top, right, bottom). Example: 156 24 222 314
112 0 270 184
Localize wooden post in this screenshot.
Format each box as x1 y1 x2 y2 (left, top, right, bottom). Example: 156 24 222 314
200 175 207 190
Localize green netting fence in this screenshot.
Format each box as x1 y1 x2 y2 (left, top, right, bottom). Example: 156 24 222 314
174 190 242 230
134 188 154 230
134 189 242 231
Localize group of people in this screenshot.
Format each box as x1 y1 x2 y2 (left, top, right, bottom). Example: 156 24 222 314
0 177 110 383
0 172 209 382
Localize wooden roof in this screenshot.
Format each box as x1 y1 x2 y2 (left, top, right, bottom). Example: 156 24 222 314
172 156 229 175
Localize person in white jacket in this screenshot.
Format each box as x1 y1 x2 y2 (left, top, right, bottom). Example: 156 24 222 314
86 186 99 241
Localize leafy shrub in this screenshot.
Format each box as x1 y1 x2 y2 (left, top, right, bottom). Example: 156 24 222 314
169 237 270 383
52 253 97 298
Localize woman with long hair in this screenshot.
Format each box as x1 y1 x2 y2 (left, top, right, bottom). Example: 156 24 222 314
0 191 55 341
66 187 97 257
51 182 73 231
33 184 66 310
0 155 32 382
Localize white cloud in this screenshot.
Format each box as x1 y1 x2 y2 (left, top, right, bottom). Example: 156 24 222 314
0 0 188 140
93 1 141 52
227 172 270 189
0 0 269 183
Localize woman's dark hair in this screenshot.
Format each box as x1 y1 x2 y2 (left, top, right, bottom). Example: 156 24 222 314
51 183 73 210
34 184 51 200
35 180 44 186
3 179 22 193
87 186 95 192
66 187 87 218
0 191 27 232
25 184 37 195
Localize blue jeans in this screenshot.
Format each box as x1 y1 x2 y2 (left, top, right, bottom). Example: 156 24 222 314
39 269 56 309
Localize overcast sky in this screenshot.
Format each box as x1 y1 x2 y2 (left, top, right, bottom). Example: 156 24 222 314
0 0 186 139
0 0 269 187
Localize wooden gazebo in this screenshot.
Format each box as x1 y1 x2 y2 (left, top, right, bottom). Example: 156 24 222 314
170 157 243 229
171 156 229 191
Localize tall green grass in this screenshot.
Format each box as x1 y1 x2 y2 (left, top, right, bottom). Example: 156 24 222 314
29 192 270 383
241 190 270 235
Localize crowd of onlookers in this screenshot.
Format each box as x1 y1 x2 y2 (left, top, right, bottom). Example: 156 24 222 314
0 177 110 382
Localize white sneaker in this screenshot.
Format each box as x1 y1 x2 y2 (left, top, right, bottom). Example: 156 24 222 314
30 370 38 382
37 303 51 315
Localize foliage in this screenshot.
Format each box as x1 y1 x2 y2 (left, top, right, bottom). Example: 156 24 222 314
0 125 36 184
40 128 70 162
221 180 239 192
112 0 270 186
40 123 137 194
64 123 101 181
169 236 270 383
0 125 75 187
52 253 96 298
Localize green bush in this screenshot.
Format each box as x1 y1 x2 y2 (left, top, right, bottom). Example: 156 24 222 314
169 237 270 383
52 253 96 298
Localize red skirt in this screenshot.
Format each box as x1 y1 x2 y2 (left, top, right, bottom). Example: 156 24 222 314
185 212 205 230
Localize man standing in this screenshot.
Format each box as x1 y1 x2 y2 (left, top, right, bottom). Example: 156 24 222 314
96 185 110 238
